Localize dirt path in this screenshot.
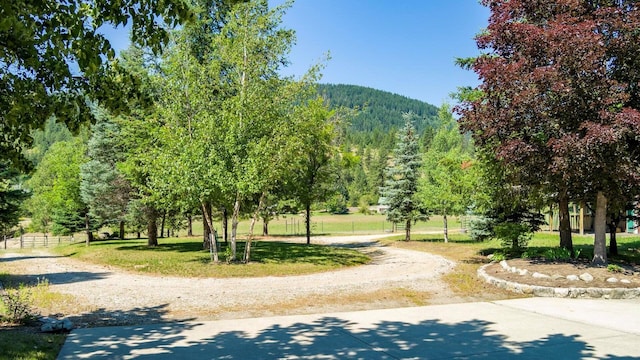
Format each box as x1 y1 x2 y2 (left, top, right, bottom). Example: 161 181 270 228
1 234 455 326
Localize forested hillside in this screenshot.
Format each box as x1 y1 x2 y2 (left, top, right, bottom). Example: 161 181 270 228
317 84 439 147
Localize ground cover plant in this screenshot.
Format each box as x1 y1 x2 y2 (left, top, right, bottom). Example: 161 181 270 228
51 238 371 277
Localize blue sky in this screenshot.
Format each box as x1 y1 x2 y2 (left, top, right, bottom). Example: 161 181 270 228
273 1 490 106
104 1 489 107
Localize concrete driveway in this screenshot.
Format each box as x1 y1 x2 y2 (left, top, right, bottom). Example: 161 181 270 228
57 297 640 359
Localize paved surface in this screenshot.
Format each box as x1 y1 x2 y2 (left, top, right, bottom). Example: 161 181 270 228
57 297 640 359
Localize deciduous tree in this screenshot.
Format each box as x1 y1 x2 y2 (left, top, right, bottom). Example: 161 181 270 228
420 105 476 243
458 0 640 265
1 0 194 167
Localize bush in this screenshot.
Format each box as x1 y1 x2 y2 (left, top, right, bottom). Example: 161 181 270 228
543 248 572 261
607 264 624 273
469 217 493 242
494 222 532 250
0 284 37 324
326 196 348 214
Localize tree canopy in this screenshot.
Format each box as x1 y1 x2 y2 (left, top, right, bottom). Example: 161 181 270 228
0 0 246 168
457 0 640 265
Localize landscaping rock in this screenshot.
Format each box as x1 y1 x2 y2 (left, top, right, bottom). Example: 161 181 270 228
518 269 529 276
606 277 619 283
566 275 580 281
499 260 509 270
40 318 73 333
552 274 565 281
579 273 594 282
532 272 551 279
555 288 570 297
621 279 632 284
510 266 518 273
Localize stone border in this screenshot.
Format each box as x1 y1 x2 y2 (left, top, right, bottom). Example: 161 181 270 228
478 263 640 299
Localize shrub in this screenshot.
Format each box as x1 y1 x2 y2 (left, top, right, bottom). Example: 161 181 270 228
0 284 37 324
494 222 532 250
543 248 573 261
607 264 624 273
469 217 493 242
490 252 506 262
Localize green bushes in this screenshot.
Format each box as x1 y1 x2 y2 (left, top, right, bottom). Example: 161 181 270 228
0 284 37 324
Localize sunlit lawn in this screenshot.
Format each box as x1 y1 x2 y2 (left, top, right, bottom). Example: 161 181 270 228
172 213 462 238
51 238 370 277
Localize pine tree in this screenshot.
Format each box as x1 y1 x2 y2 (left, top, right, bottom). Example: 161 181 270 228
80 115 131 239
380 113 428 241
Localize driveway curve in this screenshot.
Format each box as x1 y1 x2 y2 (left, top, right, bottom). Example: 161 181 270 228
1 234 455 325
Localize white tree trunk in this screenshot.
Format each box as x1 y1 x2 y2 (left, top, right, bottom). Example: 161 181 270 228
231 194 241 261
443 214 449 243
201 202 218 263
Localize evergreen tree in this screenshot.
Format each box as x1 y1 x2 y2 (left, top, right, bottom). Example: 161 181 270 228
0 161 27 237
380 113 428 241
80 113 131 239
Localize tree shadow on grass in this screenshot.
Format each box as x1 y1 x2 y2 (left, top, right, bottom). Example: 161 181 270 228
57 314 637 359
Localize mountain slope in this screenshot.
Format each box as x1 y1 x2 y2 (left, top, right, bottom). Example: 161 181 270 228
316 84 440 144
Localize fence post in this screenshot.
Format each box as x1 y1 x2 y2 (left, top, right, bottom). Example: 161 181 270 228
3 235 6 250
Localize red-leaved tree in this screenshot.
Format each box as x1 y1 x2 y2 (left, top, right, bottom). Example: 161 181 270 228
458 0 640 265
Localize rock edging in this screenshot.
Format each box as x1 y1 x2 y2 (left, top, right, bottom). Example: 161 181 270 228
478 263 640 299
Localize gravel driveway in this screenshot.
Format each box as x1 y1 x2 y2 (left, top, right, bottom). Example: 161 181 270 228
1 234 455 326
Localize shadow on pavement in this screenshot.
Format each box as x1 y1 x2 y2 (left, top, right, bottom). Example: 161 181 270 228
59 315 636 359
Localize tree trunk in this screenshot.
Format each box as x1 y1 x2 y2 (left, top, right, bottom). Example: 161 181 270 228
119 220 125 240
201 202 218 263
187 214 193 237
147 209 158 247
443 214 449 243
222 207 228 244
244 192 266 263
608 211 620 257
609 223 618 257
203 204 211 248
231 194 241 261
85 214 92 246
159 211 166 238
593 191 607 266
305 201 312 245
558 192 573 252
263 218 269 236
405 219 411 241
137 232 141 239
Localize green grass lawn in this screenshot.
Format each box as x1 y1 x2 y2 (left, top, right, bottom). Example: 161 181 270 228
0 329 66 360
51 238 371 277
169 213 462 238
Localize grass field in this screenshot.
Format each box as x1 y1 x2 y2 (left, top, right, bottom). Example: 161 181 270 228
51 238 371 277
168 213 463 238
